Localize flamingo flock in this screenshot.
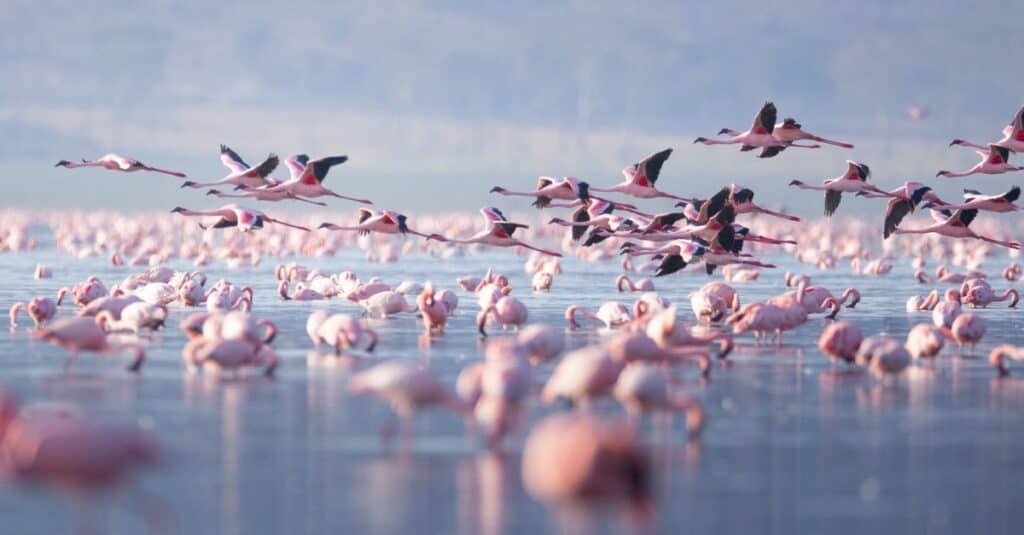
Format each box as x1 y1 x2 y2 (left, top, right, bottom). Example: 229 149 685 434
5 100 1024 528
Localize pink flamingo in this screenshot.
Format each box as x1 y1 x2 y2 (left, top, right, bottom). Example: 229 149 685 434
417 283 450 334
937 144 1024 178
489 176 592 208
182 338 278 376
932 289 962 328
950 104 1024 153
350 362 470 439
893 208 1020 249
35 317 146 371
477 296 528 337
789 161 882 216
180 146 276 189
857 337 911 380
588 148 689 201
305 310 378 353
613 363 705 438
817 321 864 364
319 208 442 239
946 313 986 355
249 154 372 204
436 207 561 257
516 324 565 364
905 324 944 360
565 302 632 329
171 204 310 232
725 184 801 221
962 279 1018 308
0 392 165 530
541 346 624 406
989 345 1024 376
939 186 1020 213
55 153 186 177
521 413 650 511
277 280 325 301
696 101 820 156
9 297 57 328
615 274 654 292
94 302 167 334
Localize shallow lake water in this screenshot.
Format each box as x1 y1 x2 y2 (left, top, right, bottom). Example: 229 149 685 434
2 233 1024 534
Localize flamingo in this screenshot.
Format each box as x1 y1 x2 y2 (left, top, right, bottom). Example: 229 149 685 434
893 207 1020 249
181 146 278 189
34 317 146 371
989 344 1024 376
936 186 1021 213
205 183 327 206
949 104 1024 153
963 280 1018 308
521 413 650 511
247 154 372 204
516 324 566 364
349 362 470 440
435 207 561 257
695 102 821 156
725 184 801 221
947 313 986 355
94 303 167 334
182 338 278 376
170 204 310 232
55 153 186 177
565 302 632 329
855 182 944 238
936 144 1023 178
319 208 442 239
612 363 705 438
907 290 940 312
477 296 528 337
0 392 164 530
789 161 881 216
857 337 911 380
417 283 450 334
9 297 57 328
305 310 378 353
932 289 962 329
278 280 325 301
587 148 689 201
689 282 740 323
489 176 591 208
768 117 855 150
615 274 654 292
905 324 945 360
548 199 638 244
817 321 864 364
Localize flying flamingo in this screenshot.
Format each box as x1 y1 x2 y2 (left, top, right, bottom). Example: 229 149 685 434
725 184 801 221
548 199 638 243
170 204 310 232
434 207 562 257
789 161 881 216
489 176 592 208
768 117 855 151
949 104 1024 153
892 208 1020 249
936 186 1021 213
205 183 327 206
247 154 373 204
936 144 1023 178
55 153 186 177
318 208 442 240
695 102 820 156
587 148 690 201
180 146 278 189
856 182 944 238
34 317 146 371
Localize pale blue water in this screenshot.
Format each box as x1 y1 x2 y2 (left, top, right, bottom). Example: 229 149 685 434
1 232 1023 534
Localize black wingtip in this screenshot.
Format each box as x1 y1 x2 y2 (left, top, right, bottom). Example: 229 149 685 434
54 160 71 168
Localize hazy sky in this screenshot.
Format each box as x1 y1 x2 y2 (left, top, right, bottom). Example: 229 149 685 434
3 1 1024 216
